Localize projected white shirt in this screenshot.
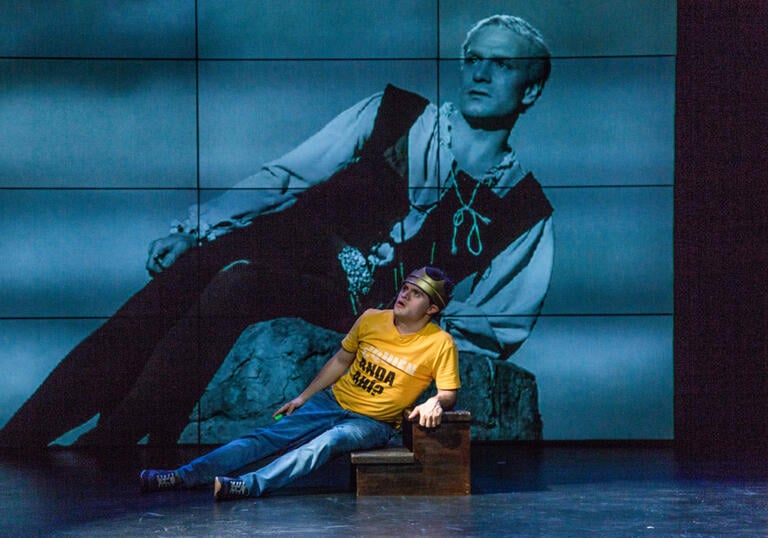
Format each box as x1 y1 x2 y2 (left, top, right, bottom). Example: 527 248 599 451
174 91 554 360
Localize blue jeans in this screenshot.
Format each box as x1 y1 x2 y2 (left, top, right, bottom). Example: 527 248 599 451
175 388 394 496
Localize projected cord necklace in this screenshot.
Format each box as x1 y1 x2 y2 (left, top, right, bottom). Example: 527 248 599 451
450 168 494 256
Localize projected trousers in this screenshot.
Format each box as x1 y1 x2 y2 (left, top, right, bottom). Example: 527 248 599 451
0 225 352 447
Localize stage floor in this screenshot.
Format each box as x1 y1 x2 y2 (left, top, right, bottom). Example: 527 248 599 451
1 444 765 536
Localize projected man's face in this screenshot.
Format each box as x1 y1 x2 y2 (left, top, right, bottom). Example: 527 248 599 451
459 25 539 127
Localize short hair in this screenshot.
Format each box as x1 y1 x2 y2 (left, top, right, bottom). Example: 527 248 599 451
461 14 552 91
423 266 454 307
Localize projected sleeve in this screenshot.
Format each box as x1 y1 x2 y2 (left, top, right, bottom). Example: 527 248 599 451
175 92 384 240
441 215 554 360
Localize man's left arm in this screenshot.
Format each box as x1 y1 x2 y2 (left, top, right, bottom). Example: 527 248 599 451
407 389 457 429
441 216 554 359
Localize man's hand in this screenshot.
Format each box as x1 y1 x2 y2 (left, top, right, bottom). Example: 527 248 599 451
408 396 444 429
270 349 355 421
274 396 306 419
146 233 195 276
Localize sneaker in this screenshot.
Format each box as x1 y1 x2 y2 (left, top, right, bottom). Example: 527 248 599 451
214 476 250 501
140 469 182 493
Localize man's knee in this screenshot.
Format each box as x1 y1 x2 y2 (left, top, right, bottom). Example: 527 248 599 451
198 261 259 312
220 259 251 273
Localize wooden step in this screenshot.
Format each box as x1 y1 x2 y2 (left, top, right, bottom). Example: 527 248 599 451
350 446 415 465
352 410 471 495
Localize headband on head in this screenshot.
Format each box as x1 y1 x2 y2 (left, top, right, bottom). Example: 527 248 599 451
404 267 450 308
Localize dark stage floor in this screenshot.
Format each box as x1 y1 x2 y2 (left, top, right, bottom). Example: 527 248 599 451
1 444 766 536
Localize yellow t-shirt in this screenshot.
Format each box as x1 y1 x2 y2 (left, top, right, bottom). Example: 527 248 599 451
332 309 460 423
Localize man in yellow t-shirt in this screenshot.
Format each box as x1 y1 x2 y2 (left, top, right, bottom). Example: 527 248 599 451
333 308 459 425
139 266 460 500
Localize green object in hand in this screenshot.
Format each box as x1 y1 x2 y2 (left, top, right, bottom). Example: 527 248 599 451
274 414 284 421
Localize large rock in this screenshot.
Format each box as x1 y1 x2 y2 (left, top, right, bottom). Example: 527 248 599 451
179 318 542 443
449 354 542 441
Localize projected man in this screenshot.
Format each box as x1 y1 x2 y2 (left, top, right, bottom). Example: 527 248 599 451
0 15 554 447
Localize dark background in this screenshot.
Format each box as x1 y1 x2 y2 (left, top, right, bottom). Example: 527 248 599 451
675 0 767 456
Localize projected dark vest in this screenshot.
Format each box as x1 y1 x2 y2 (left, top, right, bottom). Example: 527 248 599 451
240 84 553 321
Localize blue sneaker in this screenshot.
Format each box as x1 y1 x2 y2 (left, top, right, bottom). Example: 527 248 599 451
214 476 250 501
140 469 182 493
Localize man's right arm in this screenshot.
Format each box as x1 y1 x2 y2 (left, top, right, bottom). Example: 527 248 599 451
273 347 356 417
146 91 384 273
146 233 196 276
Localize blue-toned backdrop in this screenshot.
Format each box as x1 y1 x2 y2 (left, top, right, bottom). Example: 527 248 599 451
0 0 675 440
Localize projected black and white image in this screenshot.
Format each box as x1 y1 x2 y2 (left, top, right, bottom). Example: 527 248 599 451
0 0 675 446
